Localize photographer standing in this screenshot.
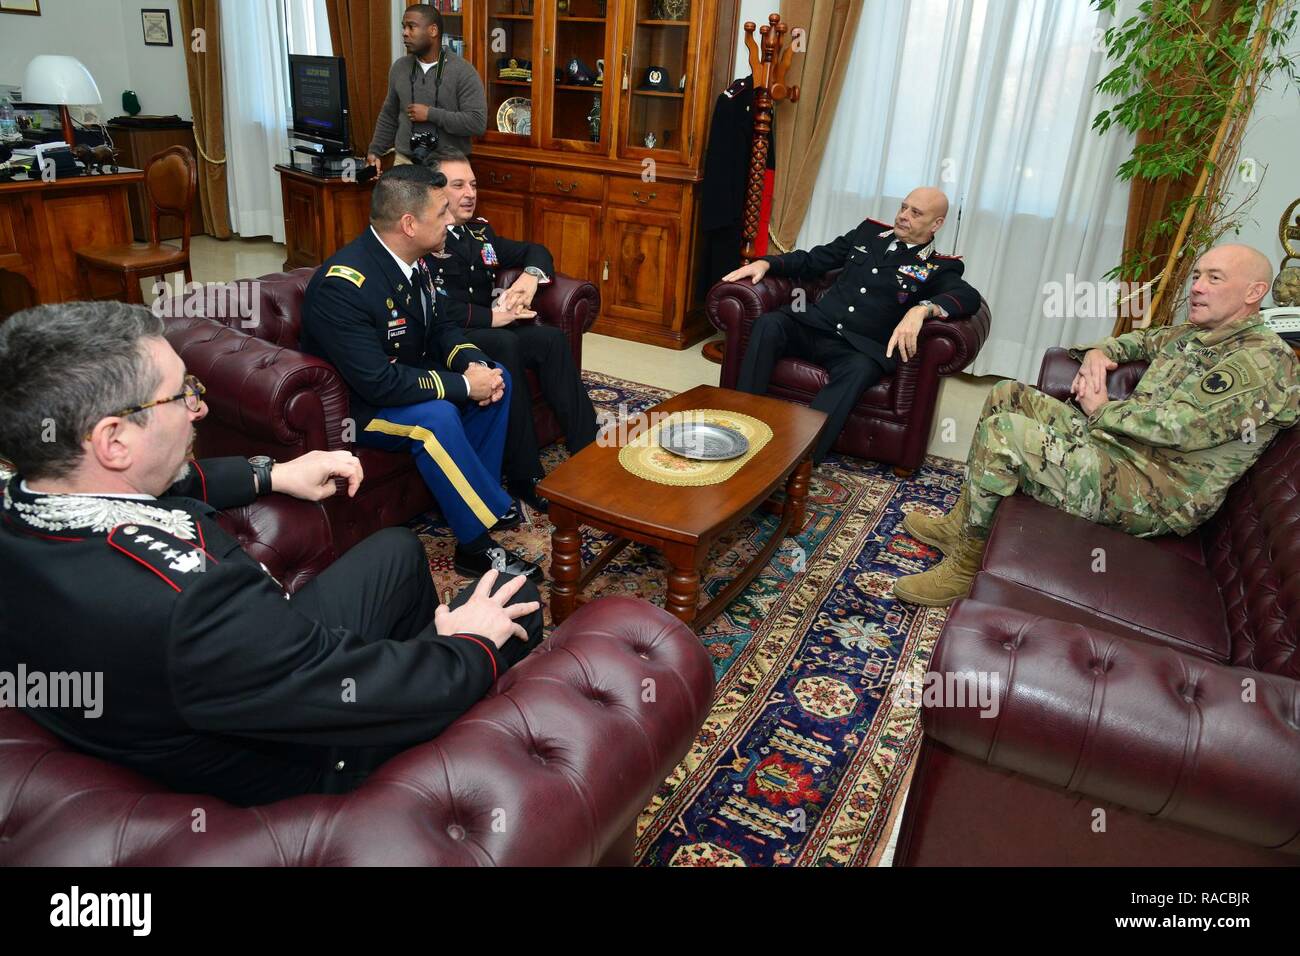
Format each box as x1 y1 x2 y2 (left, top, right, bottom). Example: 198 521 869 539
367 4 486 172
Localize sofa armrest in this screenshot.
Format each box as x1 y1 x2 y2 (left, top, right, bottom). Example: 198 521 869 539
216 495 337 596
1037 347 1148 403
165 316 351 454
0 597 712 865
706 277 805 389
915 299 992 375
923 599 1300 853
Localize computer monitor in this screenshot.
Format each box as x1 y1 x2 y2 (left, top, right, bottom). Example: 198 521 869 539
288 54 349 152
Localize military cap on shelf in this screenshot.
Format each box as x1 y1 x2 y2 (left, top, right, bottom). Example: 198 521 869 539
564 58 598 86
638 66 674 92
497 57 532 81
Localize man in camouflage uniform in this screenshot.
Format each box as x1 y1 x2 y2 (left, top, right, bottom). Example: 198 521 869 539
894 243 1300 607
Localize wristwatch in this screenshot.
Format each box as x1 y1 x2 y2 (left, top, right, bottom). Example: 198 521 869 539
523 266 548 281
248 456 274 496
918 299 939 318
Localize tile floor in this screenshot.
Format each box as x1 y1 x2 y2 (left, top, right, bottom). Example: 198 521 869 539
185 234 988 867
185 236 1003 463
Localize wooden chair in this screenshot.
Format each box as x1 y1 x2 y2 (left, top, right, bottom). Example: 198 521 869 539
77 145 197 304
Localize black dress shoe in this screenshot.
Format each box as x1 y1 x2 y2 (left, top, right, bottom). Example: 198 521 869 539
454 544 544 582
508 478 550 514
493 500 523 531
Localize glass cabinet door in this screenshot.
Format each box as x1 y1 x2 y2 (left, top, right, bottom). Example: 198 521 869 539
482 0 539 146
620 0 696 163
543 0 614 153
431 0 467 59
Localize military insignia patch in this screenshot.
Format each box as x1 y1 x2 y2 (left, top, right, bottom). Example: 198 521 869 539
480 243 500 267
1201 370 1234 394
325 265 365 288
898 264 934 282
107 524 214 592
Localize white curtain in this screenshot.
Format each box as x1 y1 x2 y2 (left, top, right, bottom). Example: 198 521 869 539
795 0 1137 381
287 0 334 56
221 0 293 242
392 0 407 63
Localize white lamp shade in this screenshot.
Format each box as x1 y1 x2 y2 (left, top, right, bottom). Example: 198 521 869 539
22 55 102 106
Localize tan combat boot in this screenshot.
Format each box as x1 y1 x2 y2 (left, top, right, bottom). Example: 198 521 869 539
902 485 969 554
892 530 988 607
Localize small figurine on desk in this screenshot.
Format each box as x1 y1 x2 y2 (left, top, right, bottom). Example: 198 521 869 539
72 144 120 175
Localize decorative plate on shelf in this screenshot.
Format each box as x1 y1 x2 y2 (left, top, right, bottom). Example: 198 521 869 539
495 97 531 135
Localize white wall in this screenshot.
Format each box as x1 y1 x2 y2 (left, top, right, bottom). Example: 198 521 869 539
734 0 774 77
119 0 191 119
1221 26 1300 296
0 0 190 121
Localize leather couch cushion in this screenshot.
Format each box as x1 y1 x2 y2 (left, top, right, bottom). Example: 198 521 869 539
979 495 1231 662
968 574 1227 661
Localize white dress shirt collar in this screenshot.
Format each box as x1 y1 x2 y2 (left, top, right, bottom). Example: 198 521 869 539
371 226 418 278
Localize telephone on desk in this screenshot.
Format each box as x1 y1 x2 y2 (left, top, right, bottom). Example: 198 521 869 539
1262 307 1300 346
30 141 80 179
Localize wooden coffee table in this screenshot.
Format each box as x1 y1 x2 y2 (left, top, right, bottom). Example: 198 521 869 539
539 385 827 629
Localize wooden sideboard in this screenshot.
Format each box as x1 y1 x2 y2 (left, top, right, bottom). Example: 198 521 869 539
439 0 738 350
276 164 377 271
106 121 206 242
0 169 142 318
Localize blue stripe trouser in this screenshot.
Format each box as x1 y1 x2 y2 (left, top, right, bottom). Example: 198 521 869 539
358 370 513 542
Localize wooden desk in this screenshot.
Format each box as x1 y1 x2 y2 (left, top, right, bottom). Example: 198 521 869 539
276 164 376 271
0 169 143 318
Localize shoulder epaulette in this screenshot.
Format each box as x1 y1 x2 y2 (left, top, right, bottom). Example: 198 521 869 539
472 216 490 225
931 253 963 260
723 78 748 99
107 524 217 593
325 264 365 288
864 217 892 230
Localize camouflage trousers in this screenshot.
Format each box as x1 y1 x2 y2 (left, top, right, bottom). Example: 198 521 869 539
961 380 1170 538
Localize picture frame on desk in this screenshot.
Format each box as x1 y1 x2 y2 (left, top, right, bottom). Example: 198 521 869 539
141 8 173 46
0 0 41 14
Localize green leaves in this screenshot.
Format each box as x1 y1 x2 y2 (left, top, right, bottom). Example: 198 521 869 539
1089 0 1298 308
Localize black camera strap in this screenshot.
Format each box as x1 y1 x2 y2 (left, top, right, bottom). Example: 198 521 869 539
409 46 446 120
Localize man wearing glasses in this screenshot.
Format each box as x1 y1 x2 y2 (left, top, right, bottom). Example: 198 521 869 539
0 301 544 807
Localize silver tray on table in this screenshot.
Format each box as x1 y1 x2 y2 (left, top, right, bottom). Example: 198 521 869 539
658 422 749 461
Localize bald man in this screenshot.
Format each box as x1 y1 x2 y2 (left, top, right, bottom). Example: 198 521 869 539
725 188 982 463
894 242 1300 607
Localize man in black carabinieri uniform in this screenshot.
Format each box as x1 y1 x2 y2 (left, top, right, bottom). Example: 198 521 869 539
424 148 599 511
300 163 542 581
0 301 543 807
725 187 983 463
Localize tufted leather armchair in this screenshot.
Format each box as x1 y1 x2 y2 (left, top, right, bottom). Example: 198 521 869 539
163 267 600 556
897 348 1300 865
706 275 991 474
0 583 713 865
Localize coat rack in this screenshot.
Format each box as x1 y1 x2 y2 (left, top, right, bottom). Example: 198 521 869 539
740 13 800 264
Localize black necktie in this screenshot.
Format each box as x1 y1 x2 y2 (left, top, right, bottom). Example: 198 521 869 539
410 265 429 326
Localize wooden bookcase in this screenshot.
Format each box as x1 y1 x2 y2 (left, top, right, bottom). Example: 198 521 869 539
440 0 738 350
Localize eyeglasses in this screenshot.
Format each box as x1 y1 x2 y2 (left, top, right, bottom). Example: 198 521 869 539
109 373 206 419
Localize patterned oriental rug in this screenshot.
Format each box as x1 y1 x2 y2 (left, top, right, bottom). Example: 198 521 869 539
409 371 966 867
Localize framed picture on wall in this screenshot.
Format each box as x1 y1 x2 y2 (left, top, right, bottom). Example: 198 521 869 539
0 0 42 15
141 8 173 46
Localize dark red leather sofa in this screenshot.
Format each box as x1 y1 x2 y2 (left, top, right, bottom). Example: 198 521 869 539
162 266 599 558
897 347 1300 865
706 274 991 474
0 492 713 865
